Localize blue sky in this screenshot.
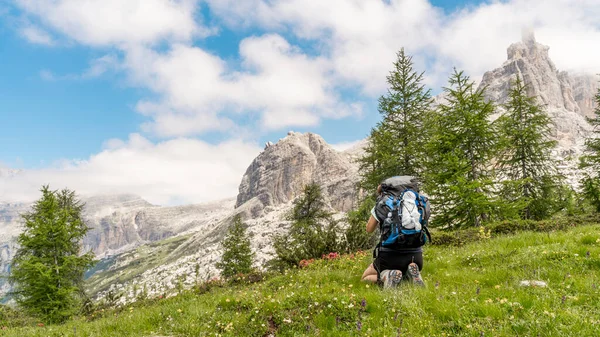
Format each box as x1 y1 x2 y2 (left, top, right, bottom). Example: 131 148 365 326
1 0 598 205
0 0 481 169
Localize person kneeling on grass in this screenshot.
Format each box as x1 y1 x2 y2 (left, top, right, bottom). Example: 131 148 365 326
360 176 431 288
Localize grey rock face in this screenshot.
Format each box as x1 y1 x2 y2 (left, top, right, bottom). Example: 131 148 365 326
81 195 234 257
482 33 580 112
569 73 599 119
0 239 17 301
0 195 236 298
479 32 595 151
236 132 360 215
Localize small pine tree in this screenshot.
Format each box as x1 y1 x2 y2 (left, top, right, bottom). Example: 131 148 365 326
579 80 600 212
270 183 339 270
343 197 378 253
496 76 562 220
359 48 433 192
9 186 94 323
215 215 255 279
424 69 499 228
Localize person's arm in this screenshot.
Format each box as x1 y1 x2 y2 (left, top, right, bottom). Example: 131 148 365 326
366 214 378 233
366 204 380 233
367 185 382 234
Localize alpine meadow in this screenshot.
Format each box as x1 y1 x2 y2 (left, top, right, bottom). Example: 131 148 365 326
1 1 600 336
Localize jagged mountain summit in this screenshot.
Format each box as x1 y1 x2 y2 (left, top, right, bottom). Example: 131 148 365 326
81 132 364 304
0 132 364 303
236 131 361 217
479 30 597 151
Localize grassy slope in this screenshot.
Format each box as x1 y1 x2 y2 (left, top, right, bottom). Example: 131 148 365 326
3 224 600 337
85 234 192 296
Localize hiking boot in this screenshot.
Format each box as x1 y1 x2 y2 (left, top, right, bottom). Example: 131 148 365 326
406 263 425 287
380 269 402 288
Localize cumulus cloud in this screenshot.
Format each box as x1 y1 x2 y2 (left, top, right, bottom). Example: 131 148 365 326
330 139 363 152
8 0 600 205
0 134 262 206
19 24 54 45
15 0 600 131
123 34 359 136
15 0 208 46
39 54 120 81
207 0 600 92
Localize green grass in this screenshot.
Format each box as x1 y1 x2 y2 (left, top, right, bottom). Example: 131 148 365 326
85 234 192 296
3 225 600 336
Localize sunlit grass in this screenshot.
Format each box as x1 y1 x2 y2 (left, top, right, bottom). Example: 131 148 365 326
3 224 600 336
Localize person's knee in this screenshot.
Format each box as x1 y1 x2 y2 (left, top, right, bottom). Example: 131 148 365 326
361 274 378 283
361 264 377 282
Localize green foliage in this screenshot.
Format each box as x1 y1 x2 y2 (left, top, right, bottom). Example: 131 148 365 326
430 213 600 246
496 76 562 220
581 176 600 213
342 197 378 253
270 183 340 270
215 215 255 279
358 48 433 192
0 305 37 329
8 186 95 324
424 69 499 228
3 224 600 336
580 79 600 212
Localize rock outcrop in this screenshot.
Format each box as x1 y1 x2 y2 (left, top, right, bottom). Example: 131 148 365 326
478 30 596 151
235 131 360 216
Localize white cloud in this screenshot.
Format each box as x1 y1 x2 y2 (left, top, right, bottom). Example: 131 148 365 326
81 54 121 78
39 54 120 81
206 0 600 93
9 0 600 210
0 134 261 206
123 34 360 136
330 139 363 152
15 0 207 46
39 69 56 81
207 0 443 94
20 24 54 45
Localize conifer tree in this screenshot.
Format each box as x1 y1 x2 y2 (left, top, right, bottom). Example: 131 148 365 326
496 76 561 219
358 48 433 193
216 214 255 279
270 183 339 269
579 80 600 212
9 186 94 323
424 69 499 228
343 197 378 253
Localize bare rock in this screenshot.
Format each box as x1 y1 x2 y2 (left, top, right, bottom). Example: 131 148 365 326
520 280 548 288
235 132 360 215
479 31 594 152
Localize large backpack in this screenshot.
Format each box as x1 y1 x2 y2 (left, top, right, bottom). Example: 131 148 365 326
374 176 431 249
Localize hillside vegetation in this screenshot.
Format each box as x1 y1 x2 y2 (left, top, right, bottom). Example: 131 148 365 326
2 221 599 336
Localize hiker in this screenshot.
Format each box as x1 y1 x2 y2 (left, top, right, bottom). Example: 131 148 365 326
360 176 431 288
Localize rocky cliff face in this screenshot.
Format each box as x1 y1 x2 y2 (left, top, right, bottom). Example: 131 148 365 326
479 31 596 151
87 136 364 304
236 131 360 216
0 195 235 299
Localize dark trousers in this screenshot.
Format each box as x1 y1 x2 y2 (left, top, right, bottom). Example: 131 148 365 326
373 250 423 280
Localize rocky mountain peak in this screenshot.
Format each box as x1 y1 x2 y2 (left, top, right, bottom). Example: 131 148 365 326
480 32 596 150
484 31 577 112
507 28 547 61
235 131 360 217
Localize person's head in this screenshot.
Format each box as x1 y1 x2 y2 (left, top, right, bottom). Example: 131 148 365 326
377 184 382 196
